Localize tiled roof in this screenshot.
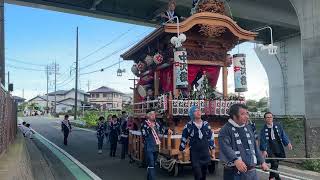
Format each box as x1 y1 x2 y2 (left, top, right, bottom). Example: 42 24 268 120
88 86 123 94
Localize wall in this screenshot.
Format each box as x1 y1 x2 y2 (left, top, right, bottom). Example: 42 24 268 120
88 92 123 110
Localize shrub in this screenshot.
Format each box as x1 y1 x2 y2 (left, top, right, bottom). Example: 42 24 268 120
81 111 99 127
302 160 320 172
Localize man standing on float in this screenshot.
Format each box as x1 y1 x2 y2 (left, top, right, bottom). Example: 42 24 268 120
219 104 268 180
141 109 162 180
179 105 215 180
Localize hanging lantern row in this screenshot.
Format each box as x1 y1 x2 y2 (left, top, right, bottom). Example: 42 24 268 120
131 53 164 76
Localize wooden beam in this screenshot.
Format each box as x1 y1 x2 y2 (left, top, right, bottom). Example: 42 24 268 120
154 71 159 96
188 59 225 66
222 66 228 98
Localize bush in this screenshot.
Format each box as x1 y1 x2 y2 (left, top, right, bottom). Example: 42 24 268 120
302 160 320 172
81 111 100 127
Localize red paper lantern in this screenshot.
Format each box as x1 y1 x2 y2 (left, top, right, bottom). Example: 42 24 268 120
153 53 164 65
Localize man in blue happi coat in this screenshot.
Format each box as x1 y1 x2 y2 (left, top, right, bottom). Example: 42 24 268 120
219 104 268 180
260 112 292 180
141 109 162 180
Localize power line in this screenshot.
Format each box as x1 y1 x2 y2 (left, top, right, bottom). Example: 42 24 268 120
6 63 46 72
57 76 75 88
6 57 46 67
79 27 135 62
80 61 124 76
80 30 148 70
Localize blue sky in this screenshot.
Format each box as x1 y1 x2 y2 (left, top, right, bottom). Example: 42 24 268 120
5 3 268 100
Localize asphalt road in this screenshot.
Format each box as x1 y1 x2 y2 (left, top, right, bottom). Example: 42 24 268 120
21 116 301 180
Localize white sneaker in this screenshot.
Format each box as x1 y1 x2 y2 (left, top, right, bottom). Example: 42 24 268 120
98 150 102 154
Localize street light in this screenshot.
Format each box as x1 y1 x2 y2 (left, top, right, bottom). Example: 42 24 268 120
254 26 278 55
117 57 126 77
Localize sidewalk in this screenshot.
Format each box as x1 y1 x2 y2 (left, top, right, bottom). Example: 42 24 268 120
0 132 33 180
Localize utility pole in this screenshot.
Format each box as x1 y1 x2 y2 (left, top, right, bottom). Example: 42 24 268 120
0 0 5 86
22 89 24 99
74 27 79 120
54 61 57 115
7 71 9 90
46 65 49 114
87 80 90 92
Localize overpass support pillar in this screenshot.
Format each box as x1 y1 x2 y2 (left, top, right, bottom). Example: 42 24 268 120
290 0 320 157
0 0 4 86
255 36 305 116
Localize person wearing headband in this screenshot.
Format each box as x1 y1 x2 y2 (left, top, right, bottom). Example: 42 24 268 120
179 106 215 180
141 109 162 180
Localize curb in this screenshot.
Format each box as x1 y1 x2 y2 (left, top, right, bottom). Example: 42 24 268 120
32 129 101 180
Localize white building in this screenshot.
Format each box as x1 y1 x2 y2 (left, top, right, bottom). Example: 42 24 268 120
88 86 123 111
28 88 88 113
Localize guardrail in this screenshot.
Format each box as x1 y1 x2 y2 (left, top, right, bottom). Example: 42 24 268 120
0 85 17 155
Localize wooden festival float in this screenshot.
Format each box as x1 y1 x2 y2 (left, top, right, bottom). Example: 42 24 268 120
121 0 257 176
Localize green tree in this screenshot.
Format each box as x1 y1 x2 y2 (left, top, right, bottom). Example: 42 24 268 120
257 97 268 109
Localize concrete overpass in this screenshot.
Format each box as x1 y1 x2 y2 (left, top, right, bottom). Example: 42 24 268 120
1 0 320 156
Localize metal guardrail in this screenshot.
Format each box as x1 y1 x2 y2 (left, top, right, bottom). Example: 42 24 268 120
0 86 17 155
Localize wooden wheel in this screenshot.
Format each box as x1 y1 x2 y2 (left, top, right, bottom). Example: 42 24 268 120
168 163 181 177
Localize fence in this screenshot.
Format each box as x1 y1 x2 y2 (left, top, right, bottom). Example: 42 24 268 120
0 85 17 155
251 115 307 162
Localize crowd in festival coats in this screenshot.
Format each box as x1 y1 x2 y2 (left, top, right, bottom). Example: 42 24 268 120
95 111 138 159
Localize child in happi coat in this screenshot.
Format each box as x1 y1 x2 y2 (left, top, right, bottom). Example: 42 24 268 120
179 106 215 180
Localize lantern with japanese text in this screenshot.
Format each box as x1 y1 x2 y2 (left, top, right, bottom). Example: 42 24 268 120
173 47 188 89
233 54 247 92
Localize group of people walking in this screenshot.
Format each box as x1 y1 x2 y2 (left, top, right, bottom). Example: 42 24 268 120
59 103 292 180
142 104 292 180
96 111 136 158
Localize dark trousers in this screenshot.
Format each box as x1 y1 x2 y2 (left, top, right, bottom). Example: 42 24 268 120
121 137 128 159
269 159 281 180
193 164 208 180
63 131 69 145
110 140 117 157
98 136 104 150
146 151 158 180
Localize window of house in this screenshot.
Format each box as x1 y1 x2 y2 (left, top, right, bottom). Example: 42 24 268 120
103 93 107 97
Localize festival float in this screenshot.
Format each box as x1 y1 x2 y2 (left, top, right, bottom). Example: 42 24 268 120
121 0 257 176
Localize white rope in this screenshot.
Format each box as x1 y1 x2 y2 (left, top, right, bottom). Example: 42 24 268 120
266 157 320 160
159 156 177 172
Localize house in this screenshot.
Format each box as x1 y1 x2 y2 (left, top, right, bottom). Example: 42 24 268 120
13 96 26 106
88 86 123 110
27 96 48 110
122 93 133 107
55 98 82 113
28 88 89 113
